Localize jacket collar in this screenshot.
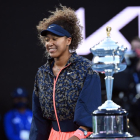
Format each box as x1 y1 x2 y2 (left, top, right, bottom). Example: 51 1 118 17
39 52 79 74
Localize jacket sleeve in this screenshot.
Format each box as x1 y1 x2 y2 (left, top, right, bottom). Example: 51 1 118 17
74 68 102 129
29 72 52 140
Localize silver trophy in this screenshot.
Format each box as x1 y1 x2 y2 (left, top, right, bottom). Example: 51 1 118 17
89 27 132 138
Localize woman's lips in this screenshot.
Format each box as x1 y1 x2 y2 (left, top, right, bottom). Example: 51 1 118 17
49 48 57 53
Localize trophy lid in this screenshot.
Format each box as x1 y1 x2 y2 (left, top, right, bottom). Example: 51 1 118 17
91 37 120 50
90 27 127 56
90 26 127 73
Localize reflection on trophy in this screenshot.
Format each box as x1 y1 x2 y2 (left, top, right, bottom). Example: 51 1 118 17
89 27 133 138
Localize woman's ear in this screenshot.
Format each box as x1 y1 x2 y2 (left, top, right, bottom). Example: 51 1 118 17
67 37 72 46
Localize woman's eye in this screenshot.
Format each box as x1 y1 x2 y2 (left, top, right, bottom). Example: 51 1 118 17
45 39 49 42
53 38 57 41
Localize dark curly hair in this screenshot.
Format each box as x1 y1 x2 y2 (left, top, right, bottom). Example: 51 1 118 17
36 5 83 53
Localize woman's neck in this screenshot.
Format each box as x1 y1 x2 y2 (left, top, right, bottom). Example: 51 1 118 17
54 52 72 68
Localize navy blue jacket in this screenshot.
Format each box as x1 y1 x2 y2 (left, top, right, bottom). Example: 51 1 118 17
29 53 101 140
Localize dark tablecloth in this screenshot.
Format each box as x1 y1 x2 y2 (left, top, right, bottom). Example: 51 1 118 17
82 137 140 140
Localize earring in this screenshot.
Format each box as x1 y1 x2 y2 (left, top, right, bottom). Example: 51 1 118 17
69 49 75 53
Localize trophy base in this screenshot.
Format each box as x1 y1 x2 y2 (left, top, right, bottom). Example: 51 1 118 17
88 132 133 139
98 100 120 110
92 108 133 139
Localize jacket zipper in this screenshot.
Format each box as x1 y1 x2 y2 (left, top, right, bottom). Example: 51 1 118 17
53 63 71 132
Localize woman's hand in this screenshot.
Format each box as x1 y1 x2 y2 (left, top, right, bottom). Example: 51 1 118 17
68 136 79 140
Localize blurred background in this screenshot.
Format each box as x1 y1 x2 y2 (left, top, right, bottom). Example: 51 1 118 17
1 0 140 139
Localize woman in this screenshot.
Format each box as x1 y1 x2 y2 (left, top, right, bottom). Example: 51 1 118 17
29 5 101 140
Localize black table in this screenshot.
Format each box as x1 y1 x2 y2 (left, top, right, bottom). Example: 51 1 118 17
82 137 140 140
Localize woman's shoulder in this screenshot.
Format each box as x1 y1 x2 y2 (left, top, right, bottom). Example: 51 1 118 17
76 55 92 66
76 55 94 71
76 55 99 75
36 63 49 74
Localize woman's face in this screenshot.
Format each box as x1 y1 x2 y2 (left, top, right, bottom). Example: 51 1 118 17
45 33 71 58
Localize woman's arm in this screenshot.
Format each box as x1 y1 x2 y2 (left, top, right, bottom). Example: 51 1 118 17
29 73 52 140
68 126 91 140
71 69 101 140
74 70 101 129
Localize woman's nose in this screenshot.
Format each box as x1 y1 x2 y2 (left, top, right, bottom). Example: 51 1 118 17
46 39 54 46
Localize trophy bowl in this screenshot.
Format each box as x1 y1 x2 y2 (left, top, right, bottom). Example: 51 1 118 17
89 27 133 138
